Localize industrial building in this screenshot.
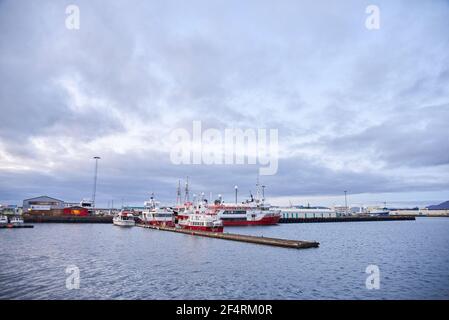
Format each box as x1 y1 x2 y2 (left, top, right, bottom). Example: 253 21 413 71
279 206 337 219
22 196 65 212
22 196 94 216
0 204 21 215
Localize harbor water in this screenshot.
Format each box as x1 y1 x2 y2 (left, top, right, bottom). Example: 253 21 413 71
1 217 448 299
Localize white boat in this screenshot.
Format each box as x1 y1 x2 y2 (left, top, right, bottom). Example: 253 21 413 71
9 216 24 226
113 210 135 227
0 215 8 226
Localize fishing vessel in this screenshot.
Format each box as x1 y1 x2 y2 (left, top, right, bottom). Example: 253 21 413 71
207 182 281 226
174 202 193 224
173 178 280 226
113 210 136 227
177 190 223 232
178 204 224 232
141 194 175 227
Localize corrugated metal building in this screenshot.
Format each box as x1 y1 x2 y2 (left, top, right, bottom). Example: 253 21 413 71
23 196 65 213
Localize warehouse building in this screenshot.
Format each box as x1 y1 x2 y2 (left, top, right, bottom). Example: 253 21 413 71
279 206 337 219
22 196 65 213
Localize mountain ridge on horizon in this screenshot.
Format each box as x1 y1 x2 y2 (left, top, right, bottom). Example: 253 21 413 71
427 200 449 210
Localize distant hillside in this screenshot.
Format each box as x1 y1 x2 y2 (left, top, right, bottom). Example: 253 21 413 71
427 201 449 210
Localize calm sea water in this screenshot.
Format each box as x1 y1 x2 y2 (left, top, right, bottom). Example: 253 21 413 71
1 217 449 300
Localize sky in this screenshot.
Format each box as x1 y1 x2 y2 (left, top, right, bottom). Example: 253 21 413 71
0 0 448 208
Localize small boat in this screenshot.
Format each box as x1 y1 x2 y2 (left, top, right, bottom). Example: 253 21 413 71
113 210 136 227
141 194 175 227
179 202 224 232
0 215 8 226
9 216 24 226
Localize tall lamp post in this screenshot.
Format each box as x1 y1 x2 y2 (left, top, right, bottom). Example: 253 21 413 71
235 185 238 204
344 190 348 215
92 156 101 210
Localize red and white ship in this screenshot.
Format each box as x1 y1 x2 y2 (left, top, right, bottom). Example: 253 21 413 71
141 194 175 227
173 178 280 227
178 201 224 232
174 202 192 224
208 182 281 226
173 179 223 232
208 202 281 226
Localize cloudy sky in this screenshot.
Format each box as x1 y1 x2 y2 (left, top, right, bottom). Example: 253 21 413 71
1 0 448 208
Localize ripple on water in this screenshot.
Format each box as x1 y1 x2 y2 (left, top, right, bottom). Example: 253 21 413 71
1 219 449 299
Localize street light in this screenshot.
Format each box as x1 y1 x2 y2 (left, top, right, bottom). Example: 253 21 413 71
235 185 238 204
92 156 101 209
344 190 348 215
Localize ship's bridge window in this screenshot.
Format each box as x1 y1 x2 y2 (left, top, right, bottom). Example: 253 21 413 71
223 210 246 215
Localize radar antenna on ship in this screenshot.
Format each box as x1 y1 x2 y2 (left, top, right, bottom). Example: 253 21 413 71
150 192 155 209
192 193 197 208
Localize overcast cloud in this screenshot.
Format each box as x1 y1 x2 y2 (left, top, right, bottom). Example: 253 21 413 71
1 0 448 207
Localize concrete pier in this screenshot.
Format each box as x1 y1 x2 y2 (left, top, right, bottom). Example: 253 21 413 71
137 224 319 249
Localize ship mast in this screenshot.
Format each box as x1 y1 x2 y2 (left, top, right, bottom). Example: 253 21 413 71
255 175 261 204
184 176 190 203
176 180 182 205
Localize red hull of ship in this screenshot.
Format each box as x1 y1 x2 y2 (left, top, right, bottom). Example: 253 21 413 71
181 225 224 233
221 215 280 226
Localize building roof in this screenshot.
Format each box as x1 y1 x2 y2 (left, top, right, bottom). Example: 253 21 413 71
23 195 64 202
